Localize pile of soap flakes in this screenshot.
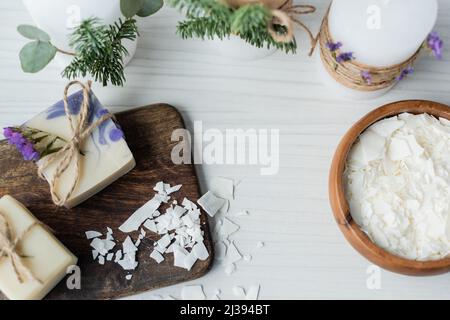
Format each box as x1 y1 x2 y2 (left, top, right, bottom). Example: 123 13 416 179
86 178 263 300
86 182 209 281
345 113 450 261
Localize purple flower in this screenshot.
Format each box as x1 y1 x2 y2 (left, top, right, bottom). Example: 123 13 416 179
8 131 27 147
109 128 124 142
396 66 414 81
427 32 443 60
326 41 342 52
3 127 41 161
3 127 14 139
20 142 40 161
336 52 355 63
361 70 372 85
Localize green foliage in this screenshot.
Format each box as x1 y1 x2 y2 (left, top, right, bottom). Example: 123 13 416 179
17 1 162 86
17 25 51 42
19 40 57 73
120 0 163 18
121 0 145 18
137 0 164 17
169 0 296 53
62 18 139 86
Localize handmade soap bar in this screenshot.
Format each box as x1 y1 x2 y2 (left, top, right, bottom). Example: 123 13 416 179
0 195 77 300
25 90 136 208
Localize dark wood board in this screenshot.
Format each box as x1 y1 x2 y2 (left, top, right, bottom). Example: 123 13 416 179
0 104 213 299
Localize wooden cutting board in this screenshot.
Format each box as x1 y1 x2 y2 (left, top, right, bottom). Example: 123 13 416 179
0 104 213 300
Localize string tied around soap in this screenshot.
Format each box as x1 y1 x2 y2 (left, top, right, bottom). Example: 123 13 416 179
37 81 113 207
0 211 43 284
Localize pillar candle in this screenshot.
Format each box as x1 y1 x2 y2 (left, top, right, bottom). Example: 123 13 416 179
319 0 438 99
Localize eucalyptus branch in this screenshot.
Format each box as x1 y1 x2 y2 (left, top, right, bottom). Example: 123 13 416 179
17 0 163 87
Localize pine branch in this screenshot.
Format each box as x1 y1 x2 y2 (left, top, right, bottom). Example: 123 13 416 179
62 18 139 86
169 0 297 53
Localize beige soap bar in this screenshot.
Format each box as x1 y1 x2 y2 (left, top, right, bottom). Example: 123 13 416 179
0 196 77 300
25 90 135 208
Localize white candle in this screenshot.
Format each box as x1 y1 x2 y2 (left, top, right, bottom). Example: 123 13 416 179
329 0 438 67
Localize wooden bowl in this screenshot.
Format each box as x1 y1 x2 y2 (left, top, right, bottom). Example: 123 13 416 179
329 100 450 276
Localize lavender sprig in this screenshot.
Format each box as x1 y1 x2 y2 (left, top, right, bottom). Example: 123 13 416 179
3 127 40 161
3 126 66 162
426 32 444 60
396 66 414 82
361 70 373 85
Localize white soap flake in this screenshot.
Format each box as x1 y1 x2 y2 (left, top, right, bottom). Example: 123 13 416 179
166 184 182 195
220 218 240 238
245 285 260 300
184 251 198 271
123 236 138 254
92 250 99 260
106 253 114 261
157 233 172 249
85 231 102 239
256 241 265 249
90 238 115 256
198 191 226 217
193 242 209 260
125 275 132 281
119 197 162 233
243 253 252 262
181 285 206 300
114 250 123 263
233 286 246 297
98 255 105 265
150 249 165 264
226 241 242 264
224 263 236 275
210 177 234 200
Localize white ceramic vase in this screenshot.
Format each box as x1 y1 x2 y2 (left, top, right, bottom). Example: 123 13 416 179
22 0 137 67
211 35 277 60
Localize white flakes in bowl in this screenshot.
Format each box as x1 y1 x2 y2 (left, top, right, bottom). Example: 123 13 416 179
345 113 450 261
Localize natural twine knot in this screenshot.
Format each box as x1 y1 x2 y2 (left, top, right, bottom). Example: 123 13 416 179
37 81 113 207
0 212 42 284
267 0 317 55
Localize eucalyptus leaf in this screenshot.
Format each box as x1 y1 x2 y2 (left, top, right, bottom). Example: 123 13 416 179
120 0 145 18
137 0 163 17
19 41 57 73
17 25 51 42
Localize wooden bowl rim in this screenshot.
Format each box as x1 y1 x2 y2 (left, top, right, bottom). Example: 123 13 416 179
329 99 450 276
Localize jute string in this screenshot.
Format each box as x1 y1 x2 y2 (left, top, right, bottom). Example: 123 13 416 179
0 211 42 284
37 81 113 207
268 0 317 55
225 0 317 55
318 8 423 91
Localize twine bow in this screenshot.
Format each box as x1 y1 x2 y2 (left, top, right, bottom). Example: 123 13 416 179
37 81 113 207
0 212 42 284
268 0 317 56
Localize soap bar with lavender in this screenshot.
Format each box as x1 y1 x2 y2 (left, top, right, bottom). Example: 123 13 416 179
22 90 135 208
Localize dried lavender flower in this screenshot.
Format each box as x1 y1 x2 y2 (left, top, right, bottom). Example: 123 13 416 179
326 41 342 52
396 66 414 82
336 52 355 63
426 32 443 60
361 70 373 85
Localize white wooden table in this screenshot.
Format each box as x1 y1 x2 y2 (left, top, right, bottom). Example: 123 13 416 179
0 0 449 300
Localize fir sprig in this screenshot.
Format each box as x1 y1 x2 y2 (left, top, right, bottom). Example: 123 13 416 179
62 18 139 86
169 0 296 53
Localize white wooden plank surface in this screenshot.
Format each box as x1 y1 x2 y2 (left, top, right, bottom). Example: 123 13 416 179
0 0 449 300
